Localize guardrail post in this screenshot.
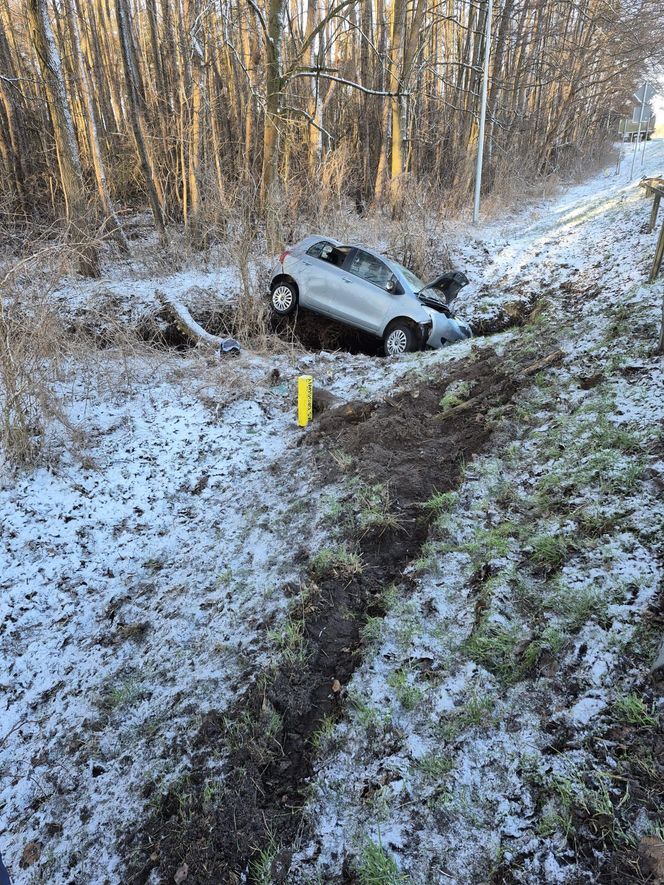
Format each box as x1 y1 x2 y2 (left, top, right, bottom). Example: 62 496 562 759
649 217 664 283
648 193 661 233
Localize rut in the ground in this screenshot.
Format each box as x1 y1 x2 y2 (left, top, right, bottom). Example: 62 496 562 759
127 346 551 884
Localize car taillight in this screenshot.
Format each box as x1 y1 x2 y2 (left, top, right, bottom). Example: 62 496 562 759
279 249 290 264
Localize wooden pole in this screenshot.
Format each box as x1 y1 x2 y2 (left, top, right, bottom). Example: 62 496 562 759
649 216 664 283
648 192 661 233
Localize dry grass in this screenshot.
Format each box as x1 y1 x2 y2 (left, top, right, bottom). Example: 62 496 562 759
0 232 176 466
0 270 70 465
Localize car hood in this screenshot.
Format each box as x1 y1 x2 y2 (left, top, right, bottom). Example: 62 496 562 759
418 271 469 304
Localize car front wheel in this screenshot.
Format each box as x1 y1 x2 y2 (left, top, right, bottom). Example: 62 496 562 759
271 281 298 316
383 321 418 356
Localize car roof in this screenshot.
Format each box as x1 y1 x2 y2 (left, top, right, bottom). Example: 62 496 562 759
299 236 391 263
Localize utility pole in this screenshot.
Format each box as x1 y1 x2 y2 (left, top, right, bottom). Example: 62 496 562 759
630 99 645 180
641 105 650 166
472 0 493 225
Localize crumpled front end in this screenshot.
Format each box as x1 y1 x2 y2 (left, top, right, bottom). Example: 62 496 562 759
422 307 472 348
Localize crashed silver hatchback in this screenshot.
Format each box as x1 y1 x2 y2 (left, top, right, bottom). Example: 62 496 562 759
269 236 472 355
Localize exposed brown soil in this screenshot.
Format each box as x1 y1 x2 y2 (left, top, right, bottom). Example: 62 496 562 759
140 302 384 355
273 308 384 355
126 347 529 884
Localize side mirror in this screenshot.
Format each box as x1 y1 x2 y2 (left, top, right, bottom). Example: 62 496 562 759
386 278 400 294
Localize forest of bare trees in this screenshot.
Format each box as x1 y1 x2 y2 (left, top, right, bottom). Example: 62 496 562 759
1 0 663 272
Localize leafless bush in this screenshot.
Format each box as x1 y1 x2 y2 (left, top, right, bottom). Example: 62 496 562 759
0 272 70 465
0 229 167 465
384 178 453 277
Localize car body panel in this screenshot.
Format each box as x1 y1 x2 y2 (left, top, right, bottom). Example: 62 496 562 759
270 237 472 348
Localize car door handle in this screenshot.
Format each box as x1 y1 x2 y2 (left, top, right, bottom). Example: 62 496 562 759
302 260 312 266
342 277 352 283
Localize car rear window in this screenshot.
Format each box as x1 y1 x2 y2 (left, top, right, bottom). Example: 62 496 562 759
349 250 394 290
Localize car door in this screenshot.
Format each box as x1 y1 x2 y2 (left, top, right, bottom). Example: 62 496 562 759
334 249 395 333
297 241 352 316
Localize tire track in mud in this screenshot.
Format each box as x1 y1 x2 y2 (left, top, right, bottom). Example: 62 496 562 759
128 347 534 884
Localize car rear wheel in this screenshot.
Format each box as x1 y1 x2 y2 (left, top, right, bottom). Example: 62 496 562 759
271 281 298 316
384 321 417 356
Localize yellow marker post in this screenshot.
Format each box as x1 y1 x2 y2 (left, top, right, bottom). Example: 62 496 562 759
298 375 313 427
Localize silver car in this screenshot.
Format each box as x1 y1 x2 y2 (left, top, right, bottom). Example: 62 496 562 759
269 236 472 355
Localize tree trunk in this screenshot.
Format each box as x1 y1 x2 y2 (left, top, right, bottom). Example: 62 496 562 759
64 0 129 253
27 0 99 276
183 0 205 244
115 0 168 243
260 0 286 210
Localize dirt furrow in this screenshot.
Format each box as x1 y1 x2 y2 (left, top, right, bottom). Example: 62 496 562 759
127 347 533 884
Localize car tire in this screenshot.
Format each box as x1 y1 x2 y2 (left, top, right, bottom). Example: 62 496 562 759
383 321 418 356
270 280 298 316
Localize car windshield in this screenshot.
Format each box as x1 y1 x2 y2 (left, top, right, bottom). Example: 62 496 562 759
396 263 426 291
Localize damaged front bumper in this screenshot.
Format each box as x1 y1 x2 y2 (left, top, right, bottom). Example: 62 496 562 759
423 309 473 349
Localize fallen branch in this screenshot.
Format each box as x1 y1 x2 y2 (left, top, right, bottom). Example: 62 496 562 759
156 289 222 347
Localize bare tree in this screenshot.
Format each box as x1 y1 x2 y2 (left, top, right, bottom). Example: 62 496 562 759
27 0 99 276
1 0 662 233
115 0 168 243
63 0 130 253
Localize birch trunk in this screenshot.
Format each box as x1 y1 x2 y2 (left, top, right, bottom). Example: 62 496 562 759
27 0 99 276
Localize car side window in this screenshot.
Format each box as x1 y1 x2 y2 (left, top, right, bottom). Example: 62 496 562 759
307 241 329 259
349 250 394 291
308 241 351 268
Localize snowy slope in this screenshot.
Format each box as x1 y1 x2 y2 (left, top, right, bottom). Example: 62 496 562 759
1 141 663 884
289 141 664 883
0 356 323 882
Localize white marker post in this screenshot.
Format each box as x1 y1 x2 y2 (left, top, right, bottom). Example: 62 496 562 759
630 82 654 180
472 0 493 225
630 100 645 180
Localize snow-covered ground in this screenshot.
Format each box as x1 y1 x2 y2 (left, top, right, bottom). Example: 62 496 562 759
0 354 325 881
1 140 663 883
290 140 664 882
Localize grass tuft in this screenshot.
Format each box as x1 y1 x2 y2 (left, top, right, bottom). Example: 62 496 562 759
249 834 278 885
420 490 458 516
357 838 410 885
387 669 423 711
529 534 569 572
311 545 363 579
613 693 658 728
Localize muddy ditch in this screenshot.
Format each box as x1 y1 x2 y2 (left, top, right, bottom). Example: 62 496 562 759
139 299 385 356
64 300 384 356
124 344 560 884
138 298 539 356
64 281 546 357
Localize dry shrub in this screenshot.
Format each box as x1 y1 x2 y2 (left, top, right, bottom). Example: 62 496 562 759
480 145 561 218
384 177 453 277
187 179 308 354
0 278 70 465
480 132 617 219
0 232 164 466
